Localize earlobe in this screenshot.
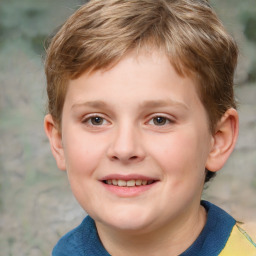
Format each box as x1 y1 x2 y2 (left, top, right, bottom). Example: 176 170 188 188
206 108 239 172
44 114 66 171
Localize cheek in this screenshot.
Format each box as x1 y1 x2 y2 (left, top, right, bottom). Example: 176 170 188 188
62 131 108 210
147 132 207 178
62 129 106 176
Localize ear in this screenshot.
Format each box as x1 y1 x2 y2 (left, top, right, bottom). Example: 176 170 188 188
206 108 239 172
44 114 66 171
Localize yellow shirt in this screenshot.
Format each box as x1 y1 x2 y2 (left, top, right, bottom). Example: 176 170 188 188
219 224 256 256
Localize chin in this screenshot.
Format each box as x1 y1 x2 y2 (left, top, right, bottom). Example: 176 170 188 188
95 206 156 232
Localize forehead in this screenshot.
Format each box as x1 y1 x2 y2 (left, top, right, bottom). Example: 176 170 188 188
64 50 203 114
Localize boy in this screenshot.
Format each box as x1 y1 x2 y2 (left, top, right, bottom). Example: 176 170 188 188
44 0 256 255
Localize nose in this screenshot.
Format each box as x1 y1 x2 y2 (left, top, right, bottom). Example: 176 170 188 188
106 124 146 164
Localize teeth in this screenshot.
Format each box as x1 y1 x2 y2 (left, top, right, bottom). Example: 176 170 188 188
135 180 142 186
118 180 126 186
142 180 147 185
127 180 135 187
105 179 154 187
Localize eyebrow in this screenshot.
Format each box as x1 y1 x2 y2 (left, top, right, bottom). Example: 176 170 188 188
71 99 189 110
71 100 108 110
139 99 189 110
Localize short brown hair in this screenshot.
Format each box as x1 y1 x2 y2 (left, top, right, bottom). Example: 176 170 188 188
45 0 238 182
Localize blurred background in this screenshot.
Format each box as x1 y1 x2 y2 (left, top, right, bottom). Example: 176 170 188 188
0 0 255 255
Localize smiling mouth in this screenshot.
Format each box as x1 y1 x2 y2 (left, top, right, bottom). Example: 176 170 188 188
103 179 156 187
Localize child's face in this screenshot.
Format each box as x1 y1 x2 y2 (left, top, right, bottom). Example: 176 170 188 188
58 50 214 233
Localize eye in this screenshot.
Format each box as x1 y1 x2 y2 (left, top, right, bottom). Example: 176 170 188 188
90 116 104 125
82 115 109 126
152 116 168 126
148 116 173 126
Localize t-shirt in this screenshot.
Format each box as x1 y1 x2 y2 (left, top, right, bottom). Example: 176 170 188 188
52 201 256 256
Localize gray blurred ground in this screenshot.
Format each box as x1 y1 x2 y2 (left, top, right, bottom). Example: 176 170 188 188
0 0 255 255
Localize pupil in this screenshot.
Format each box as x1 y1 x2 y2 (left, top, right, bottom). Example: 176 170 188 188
92 117 103 125
154 117 166 125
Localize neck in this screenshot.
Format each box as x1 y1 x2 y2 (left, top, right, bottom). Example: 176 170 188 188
95 204 207 256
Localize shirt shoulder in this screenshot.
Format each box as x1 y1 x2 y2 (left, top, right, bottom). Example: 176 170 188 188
52 217 88 256
219 224 256 256
52 215 110 256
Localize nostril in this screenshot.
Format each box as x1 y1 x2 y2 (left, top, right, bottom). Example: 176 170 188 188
111 155 138 161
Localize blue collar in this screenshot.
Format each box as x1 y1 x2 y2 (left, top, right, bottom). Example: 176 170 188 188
180 200 236 256
53 201 236 256
82 201 236 255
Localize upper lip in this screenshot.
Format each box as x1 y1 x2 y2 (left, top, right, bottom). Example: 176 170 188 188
100 174 159 181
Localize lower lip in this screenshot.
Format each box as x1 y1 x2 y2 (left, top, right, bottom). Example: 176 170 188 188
101 182 157 197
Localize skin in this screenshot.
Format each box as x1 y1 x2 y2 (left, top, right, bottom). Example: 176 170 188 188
45 50 239 255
